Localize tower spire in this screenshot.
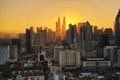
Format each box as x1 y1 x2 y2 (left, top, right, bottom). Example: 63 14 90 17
117 9 120 16
118 8 120 15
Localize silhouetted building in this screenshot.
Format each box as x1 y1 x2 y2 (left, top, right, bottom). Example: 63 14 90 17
26 28 31 53
47 28 55 42
98 33 109 48
65 24 77 49
62 16 66 40
19 33 25 46
93 26 98 41
79 21 93 57
34 27 47 53
104 28 113 40
56 17 61 42
115 9 120 46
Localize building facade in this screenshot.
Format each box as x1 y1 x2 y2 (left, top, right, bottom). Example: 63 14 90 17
59 50 81 68
115 9 120 46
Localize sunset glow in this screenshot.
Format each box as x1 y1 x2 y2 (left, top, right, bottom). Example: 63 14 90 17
0 0 120 33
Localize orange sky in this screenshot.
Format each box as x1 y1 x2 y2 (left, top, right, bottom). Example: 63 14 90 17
0 0 120 33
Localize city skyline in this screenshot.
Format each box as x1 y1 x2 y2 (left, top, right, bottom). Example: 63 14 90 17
0 0 120 33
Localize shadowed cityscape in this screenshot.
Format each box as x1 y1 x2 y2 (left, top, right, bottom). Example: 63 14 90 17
0 0 120 80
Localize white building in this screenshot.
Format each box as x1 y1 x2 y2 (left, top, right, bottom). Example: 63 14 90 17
54 46 63 62
59 50 81 68
0 45 17 64
82 58 111 71
38 51 46 62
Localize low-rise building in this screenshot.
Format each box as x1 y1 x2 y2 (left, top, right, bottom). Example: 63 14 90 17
82 58 111 71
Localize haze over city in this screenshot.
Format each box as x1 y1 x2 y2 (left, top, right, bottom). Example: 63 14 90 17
0 0 120 33
1 0 120 80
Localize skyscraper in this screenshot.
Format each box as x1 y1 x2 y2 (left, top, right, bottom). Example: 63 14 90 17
62 16 66 40
56 17 61 42
98 33 109 48
26 28 31 54
25 27 35 54
80 21 93 57
34 27 47 53
115 9 120 46
65 24 77 49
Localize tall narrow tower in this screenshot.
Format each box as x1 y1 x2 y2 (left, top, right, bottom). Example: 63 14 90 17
56 17 61 41
115 9 120 46
62 16 66 40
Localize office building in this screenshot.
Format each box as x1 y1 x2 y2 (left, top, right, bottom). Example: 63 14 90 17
47 28 55 42
65 24 77 49
115 9 120 46
34 27 47 53
26 28 31 53
98 33 109 48
25 27 35 53
62 16 66 40
79 21 93 57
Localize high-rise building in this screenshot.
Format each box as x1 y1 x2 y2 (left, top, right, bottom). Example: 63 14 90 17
56 17 61 42
47 28 55 42
98 33 109 48
30 27 35 47
19 33 25 47
115 9 120 46
19 33 26 53
34 27 47 53
93 26 98 41
26 28 31 53
79 21 93 57
104 28 113 40
62 16 66 40
65 24 77 49
25 27 35 54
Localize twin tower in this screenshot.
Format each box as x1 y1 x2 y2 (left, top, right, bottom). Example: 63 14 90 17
55 17 66 41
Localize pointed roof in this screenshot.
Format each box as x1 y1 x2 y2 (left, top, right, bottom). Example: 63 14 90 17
117 9 120 16
118 8 120 13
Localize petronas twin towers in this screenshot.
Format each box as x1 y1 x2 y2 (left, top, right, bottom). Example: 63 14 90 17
55 17 66 41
